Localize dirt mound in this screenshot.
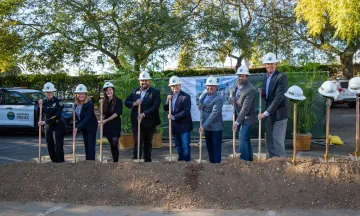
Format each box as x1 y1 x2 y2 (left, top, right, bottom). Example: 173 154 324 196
1 159 360 210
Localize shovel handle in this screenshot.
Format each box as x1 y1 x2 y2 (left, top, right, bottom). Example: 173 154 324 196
169 102 172 161
38 104 42 163
137 104 141 162
72 104 76 163
99 100 103 162
258 92 262 161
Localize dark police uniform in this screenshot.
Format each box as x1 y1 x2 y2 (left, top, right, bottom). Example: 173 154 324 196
43 97 65 163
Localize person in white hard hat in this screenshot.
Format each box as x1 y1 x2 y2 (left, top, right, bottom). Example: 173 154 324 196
125 71 161 162
231 66 256 161
199 76 224 163
74 84 98 160
258 52 290 158
38 82 65 163
164 76 193 161
99 82 123 163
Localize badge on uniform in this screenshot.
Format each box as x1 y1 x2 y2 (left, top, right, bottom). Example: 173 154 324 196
59 101 63 106
52 103 56 107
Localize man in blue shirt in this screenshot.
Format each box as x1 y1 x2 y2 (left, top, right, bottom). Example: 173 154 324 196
164 76 193 161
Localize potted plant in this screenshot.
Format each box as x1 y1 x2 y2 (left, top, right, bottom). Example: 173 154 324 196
286 68 326 150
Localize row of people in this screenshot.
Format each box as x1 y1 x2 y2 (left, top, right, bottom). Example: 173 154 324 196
38 52 288 163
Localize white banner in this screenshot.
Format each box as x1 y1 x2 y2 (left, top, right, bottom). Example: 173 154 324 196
180 76 238 121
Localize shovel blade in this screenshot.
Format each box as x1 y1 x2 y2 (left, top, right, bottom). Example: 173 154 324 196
253 153 267 161
165 156 178 161
349 153 360 161
132 159 145 163
194 159 207 163
228 153 241 159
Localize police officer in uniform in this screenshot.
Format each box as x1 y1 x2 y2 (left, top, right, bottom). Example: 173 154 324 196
38 82 65 163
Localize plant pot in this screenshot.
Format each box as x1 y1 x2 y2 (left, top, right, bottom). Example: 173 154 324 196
119 133 134 150
295 133 312 151
152 133 163 149
119 132 163 149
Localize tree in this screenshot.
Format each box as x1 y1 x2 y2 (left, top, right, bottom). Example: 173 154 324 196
0 0 24 72
1 0 201 72
177 38 196 70
197 0 256 71
295 0 360 78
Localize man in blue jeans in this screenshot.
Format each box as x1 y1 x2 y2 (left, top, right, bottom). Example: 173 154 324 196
164 76 193 161
232 66 256 161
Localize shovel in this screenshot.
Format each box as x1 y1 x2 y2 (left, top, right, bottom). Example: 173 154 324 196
350 94 360 161
254 92 266 161
228 104 240 158
165 102 177 161
134 104 144 163
38 103 43 163
72 104 76 163
320 98 335 163
195 109 206 163
99 96 104 163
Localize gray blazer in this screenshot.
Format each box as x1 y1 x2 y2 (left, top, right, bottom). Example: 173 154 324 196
200 92 224 131
234 81 256 125
262 70 290 121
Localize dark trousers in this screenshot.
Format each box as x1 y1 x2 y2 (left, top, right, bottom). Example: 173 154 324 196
105 135 120 162
45 123 65 163
132 125 155 162
204 130 222 163
82 130 97 160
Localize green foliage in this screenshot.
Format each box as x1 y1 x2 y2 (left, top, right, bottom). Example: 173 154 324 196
295 0 360 43
286 63 327 133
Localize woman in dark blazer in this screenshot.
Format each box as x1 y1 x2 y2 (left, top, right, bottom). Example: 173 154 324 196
99 82 123 162
73 84 98 160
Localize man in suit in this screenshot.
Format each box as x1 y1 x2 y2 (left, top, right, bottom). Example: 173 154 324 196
199 76 224 163
258 53 289 158
231 66 256 161
125 71 161 162
164 76 193 161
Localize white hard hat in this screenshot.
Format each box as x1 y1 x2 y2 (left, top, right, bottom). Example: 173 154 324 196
138 71 152 80
348 77 360 94
42 82 57 92
103 82 115 90
263 52 278 64
235 66 250 75
318 81 339 97
168 76 181 86
74 84 88 93
284 85 306 101
205 76 219 86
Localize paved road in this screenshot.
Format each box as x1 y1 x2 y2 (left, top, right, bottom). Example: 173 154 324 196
0 202 359 216
0 105 357 164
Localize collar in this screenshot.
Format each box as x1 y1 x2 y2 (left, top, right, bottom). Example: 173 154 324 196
140 86 150 92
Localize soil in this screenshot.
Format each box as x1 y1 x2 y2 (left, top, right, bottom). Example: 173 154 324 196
1 158 360 210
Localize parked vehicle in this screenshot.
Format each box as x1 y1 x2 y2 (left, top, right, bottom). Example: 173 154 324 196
332 78 356 108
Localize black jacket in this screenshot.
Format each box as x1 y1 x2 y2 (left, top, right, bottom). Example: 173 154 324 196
164 90 193 134
75 101 98 132
125 86 161 128
43 97 64 126
261 70 290 121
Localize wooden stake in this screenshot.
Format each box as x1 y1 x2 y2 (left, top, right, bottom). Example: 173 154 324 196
72 104 76 163
169 102 172 162
38 103 42 163
292 102 297 166
324 98 331 162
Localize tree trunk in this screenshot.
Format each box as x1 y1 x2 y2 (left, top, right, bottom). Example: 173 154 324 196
340 52 354 79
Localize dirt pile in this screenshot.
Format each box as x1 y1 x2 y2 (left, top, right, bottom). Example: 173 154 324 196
1 158 360 210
